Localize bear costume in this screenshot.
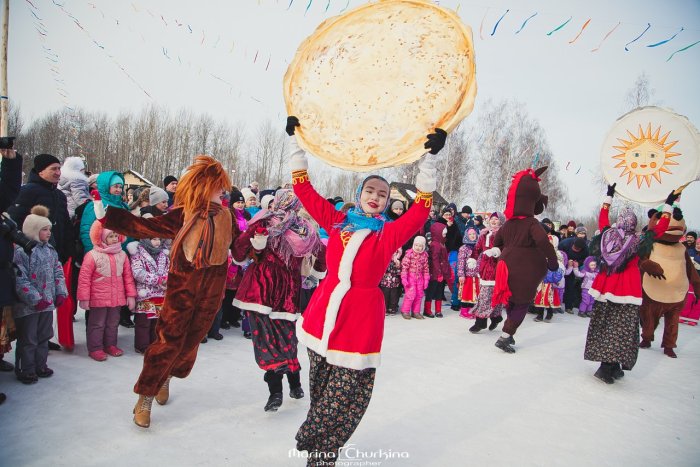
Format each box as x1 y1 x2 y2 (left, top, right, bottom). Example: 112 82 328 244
639 205 700 358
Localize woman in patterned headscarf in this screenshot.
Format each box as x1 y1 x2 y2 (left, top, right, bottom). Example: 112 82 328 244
584 183 677 384
232 188 323 412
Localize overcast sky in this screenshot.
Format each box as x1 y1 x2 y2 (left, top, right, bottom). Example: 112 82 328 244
8 0 700 228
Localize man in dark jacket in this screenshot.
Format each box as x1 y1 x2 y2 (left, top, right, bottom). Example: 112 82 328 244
8 154 74 264
0 145 23 397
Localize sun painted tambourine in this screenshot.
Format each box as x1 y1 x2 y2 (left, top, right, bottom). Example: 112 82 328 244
600 106 700 206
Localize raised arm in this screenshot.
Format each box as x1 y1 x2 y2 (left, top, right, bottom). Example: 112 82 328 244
104 205 184 240
598 184 617 231
382 129 445 253
286 117 346 233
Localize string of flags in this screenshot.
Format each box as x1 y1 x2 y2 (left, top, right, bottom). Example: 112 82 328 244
471 4 698 61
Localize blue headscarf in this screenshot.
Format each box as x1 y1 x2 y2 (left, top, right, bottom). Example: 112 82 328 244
335 176 390 233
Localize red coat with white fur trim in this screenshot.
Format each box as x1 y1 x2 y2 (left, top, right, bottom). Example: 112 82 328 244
292 170 431 370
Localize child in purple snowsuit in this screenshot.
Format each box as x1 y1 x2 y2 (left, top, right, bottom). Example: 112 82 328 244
573 255 598 317
400 236 430 319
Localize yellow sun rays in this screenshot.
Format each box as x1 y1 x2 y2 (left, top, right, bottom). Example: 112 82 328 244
611 123 681 188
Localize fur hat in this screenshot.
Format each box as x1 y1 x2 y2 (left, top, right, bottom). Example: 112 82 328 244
149 186 169 205
22 205 52 242
241 187 257 201
260 194 275 210
413 235 426 248
33 154 61 173
575 226 587 236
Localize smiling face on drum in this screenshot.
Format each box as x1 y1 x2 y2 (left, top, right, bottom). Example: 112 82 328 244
613 123 681 188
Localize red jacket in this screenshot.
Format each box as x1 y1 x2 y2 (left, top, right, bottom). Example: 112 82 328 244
293 171 431 370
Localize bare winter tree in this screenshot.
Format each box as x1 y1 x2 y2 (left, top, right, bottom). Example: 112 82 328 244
466 99 570 218
623 72 656 112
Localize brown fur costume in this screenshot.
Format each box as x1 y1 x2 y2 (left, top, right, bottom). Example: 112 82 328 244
639 208 700 355
104 155 234 395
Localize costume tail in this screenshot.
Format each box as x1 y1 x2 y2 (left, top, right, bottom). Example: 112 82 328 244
492 261 511 307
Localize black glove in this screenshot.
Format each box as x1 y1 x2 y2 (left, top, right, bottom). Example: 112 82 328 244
665 189 680 206
286 116 300 136
424 128 447 155
606 183 617 197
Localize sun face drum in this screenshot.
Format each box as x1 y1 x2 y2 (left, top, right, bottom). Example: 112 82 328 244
600 106 700 205
283 0 477 171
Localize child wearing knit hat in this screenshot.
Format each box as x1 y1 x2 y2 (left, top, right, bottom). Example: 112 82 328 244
77 221 137 361
12 205 68 384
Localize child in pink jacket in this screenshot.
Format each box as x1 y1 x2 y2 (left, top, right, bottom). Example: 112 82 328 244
400 236 430 319
78 221 136 361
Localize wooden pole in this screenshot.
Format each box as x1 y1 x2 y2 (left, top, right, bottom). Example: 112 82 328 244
0 0 9 137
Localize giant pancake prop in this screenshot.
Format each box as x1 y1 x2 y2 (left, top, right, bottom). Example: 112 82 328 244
283 0 477 171
601 106 700 206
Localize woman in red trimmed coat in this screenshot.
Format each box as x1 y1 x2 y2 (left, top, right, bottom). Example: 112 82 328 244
584 183 675 383
286 117 446 466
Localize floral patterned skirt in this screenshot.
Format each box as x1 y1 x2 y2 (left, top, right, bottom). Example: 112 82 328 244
135 297 164 320
296 349 376 466
584 300 640 370
473 285 504 319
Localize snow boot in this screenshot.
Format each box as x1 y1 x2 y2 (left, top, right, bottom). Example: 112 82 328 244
133 395 154 428
663 348 677 358
105 345 124 357
533 311 544 322
16 372 38 384
565 308 574 314
423 300 434 318
287 372 304 399
36 367 54 378
434 301 443 318
264 393 283 412
639 339 651 348
402 313 412 320
544 309 553 322
89 350 108 362
155 376 172 406
594 363 615 384
412 312 425 320
469 317 488 334
495 336 516 354
0 358 14 372
611 363 624 380
488 316 503 331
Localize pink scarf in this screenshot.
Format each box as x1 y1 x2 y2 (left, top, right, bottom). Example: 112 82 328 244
92 243 123 255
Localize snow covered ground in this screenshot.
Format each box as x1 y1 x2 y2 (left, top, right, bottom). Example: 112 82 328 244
1 308 699 467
